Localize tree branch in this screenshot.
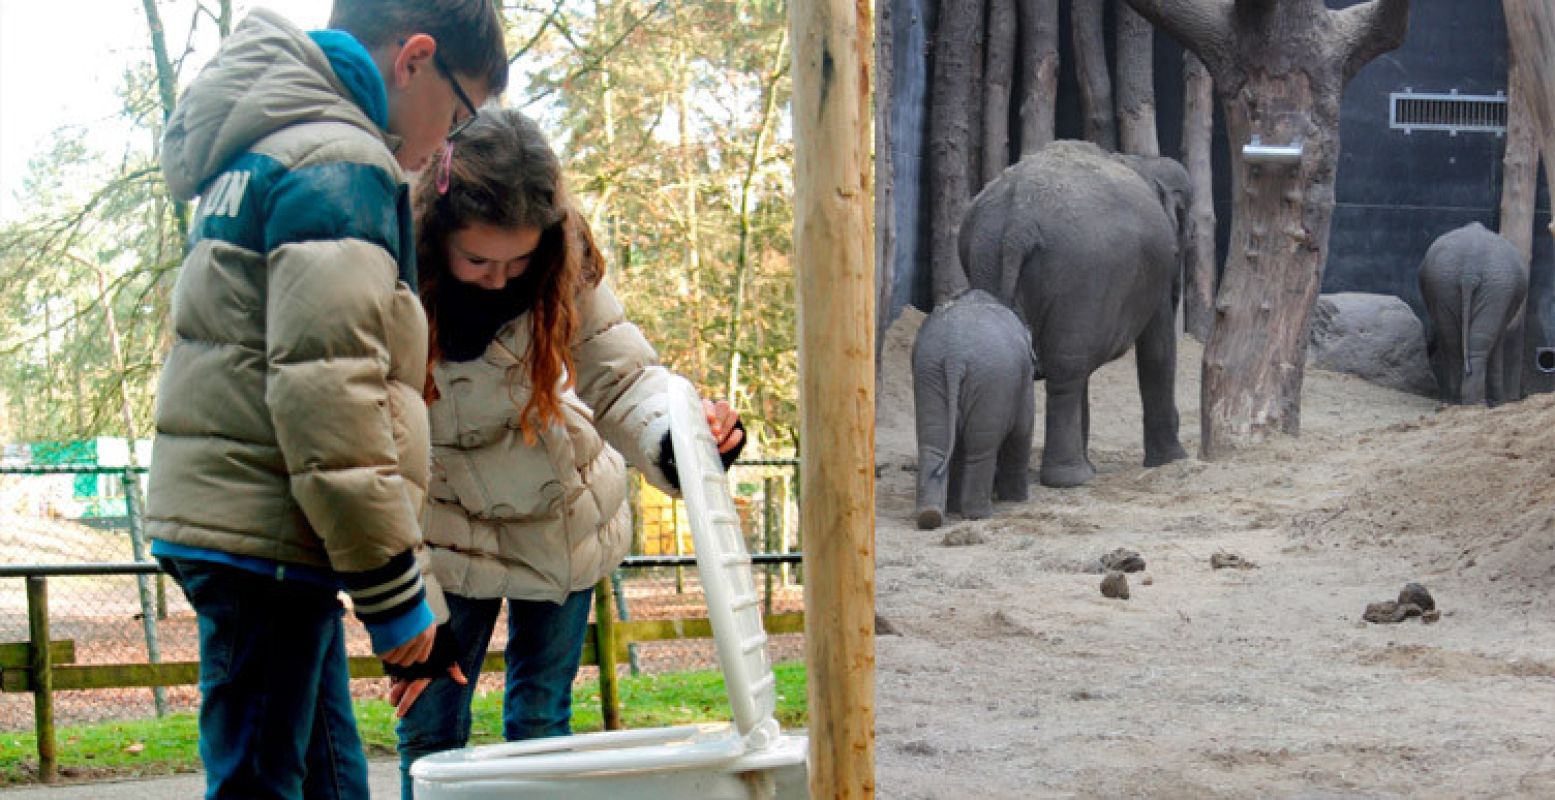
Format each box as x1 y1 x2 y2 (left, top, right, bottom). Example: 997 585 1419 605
1120 0 1235 73
1336 0 1411 83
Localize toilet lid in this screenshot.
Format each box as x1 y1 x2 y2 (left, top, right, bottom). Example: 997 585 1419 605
666 376 780 747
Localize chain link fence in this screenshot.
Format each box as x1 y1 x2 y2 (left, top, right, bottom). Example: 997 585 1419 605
0 461 804 731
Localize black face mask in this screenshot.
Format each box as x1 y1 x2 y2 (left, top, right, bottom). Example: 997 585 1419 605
433 270 538 362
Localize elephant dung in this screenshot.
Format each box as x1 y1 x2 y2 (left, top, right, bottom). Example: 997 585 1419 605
1097 547 1147 573
1100 571 1130 600
1363 600 1424 624
1398 582 1435 612
1210 551 1257 570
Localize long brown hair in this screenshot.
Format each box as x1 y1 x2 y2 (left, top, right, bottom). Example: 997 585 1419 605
414 109 604 441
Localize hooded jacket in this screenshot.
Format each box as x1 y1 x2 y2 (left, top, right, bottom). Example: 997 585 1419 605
146 10 439 650
423 281 676 603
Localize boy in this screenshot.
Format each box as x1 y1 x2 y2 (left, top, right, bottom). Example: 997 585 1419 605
146 2 506 797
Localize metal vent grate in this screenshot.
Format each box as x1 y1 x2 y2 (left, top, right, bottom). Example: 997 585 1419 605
1390 90 1507 136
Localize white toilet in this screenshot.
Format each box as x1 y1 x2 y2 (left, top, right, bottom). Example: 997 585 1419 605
411 377 810 799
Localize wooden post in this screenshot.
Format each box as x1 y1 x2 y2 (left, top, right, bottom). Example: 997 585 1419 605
27 576 56 783
791 1 875 796
592 578 622 731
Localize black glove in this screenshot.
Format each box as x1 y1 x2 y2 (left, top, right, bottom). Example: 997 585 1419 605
382 623 461 682
658 418 747 492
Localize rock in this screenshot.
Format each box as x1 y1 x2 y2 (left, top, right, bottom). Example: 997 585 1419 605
1307 292 1436 397
1100 571 1130 600
1098 547 1147 573
941 526 986 546
1210 551 1257 570
1398 582 1435 612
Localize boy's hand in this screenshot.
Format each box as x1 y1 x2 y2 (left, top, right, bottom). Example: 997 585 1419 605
379 623 437 666
389 664 467 719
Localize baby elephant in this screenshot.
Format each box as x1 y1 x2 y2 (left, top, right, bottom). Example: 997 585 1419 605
1418 222 1528 405
912 289 1035 529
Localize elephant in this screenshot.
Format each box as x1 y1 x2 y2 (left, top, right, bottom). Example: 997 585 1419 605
1418 222 1528 406
912 289 1035 529
960 139 1188 488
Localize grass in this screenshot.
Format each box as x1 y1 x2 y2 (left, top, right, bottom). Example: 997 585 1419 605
0 661 807 786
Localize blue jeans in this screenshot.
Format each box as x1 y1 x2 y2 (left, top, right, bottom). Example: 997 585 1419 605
159 557 370 800
396 588 595 799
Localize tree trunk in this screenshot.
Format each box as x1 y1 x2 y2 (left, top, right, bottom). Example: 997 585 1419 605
965 0 988 191
1122 0 1410 457
1182 52 1217 340
876 0 895 374
1504 0 1555 167
1017 0 1060 155
1498 50 1537 399
1115 1 1159 156
1072 0 1117 151
926 0 981 302
982 0 1018 185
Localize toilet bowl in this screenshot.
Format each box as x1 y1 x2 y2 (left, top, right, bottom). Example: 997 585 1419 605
411 377 809 799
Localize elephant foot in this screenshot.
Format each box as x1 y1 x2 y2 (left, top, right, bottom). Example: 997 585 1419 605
1143 442 1188 468
1040 460 1096 488
916 507 944 530
960 502 993 521
995 484 1029 503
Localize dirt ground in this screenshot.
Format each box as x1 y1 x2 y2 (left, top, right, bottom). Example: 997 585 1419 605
874 308 1555 799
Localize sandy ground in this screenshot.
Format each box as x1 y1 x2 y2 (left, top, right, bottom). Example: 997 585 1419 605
874 308 1555 799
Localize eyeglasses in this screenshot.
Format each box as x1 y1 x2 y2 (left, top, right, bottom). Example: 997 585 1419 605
432 52 479 141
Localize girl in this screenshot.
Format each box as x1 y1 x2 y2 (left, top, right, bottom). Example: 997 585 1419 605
391 109 745 796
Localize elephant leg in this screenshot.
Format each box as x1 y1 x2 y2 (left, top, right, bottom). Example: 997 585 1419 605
1500 312 1525 403
1040 377 1096 488
994 380 1035 503
956 425 1003 520
913 373 951 529
945 443 967 515
1486 330 1508 407
1135 292 1188 467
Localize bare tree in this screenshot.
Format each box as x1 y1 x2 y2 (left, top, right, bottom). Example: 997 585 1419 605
1181 52 1217 340
1504 0 1555 171
982 0 1018 184
1122 0 1410 458
1116 1 1159 156
1072 0 1118 151
926 0 982 301
1497 45 1537 399
1017 0 1060 154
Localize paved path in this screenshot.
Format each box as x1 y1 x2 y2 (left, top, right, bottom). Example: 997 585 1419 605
0 759 402 798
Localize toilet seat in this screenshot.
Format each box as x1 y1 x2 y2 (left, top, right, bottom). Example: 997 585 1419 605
412 377 808 798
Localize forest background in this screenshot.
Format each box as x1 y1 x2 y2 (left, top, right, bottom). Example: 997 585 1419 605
0 0 800 456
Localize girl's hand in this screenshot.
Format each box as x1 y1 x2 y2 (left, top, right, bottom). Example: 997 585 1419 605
703 399 744 454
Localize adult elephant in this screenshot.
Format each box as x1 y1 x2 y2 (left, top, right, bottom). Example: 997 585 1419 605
960 140 1188 487
1418 222 1528 406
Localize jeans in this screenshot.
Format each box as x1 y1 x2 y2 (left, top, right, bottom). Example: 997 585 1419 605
159 556 369 800
396 587 595 799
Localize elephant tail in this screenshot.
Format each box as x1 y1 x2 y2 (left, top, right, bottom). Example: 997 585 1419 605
932 360 967 480
1461 272 1477 377
997 189 1040 305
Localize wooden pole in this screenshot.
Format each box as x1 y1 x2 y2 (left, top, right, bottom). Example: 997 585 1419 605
592 578 622 730
790 0 875 796
27 577 55 783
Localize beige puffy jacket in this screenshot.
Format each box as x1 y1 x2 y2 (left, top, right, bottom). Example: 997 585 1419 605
146 10 440 626
423 281 676 603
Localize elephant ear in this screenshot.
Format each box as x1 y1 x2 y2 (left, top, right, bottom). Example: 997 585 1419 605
1123 156 1193 314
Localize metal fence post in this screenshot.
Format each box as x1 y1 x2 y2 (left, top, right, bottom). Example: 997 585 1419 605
121 470 167 717
764 476 777 616
26 576 56 783
592 578 622 730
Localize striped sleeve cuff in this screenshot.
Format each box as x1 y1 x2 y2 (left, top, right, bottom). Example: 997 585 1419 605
341 549 428 643
363 599 435 655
